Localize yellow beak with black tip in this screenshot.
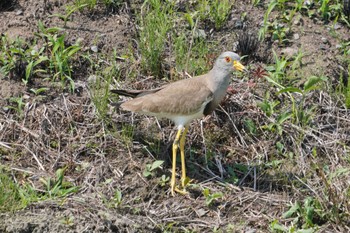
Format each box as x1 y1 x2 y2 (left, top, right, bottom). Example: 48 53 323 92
233 60 248 72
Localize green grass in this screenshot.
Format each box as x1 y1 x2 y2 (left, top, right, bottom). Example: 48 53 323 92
0 167 24 212
196 0 234 29
258 0 349 43
0 22 82 92
138 0 173 77
0 166 79 212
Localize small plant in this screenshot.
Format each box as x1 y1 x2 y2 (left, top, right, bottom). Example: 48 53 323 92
202 188 223 206
159 174 170 187
284 197 325 228
174 35 211 76
209 0 234 29
112 189 122 207
243 118 257 135
120 124 135 145
278 75 327 126
138 0 172 76
90 51 120 122
258 92 280 117
39 168 79 198
263 111 292 135
0 35 48 84
7 96 25 117
270 197 326 232
196 0 234 30
143 160 164 178
258 1 277 41
30 87 50 96
60 215 75 226
0 167 24 212
51 3 88 27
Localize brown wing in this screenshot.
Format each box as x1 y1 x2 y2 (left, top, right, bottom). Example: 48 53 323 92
121 77 213 115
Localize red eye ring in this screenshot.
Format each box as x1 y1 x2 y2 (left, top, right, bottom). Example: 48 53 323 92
225 56 231 62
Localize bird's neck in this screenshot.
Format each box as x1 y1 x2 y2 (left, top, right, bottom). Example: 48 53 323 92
207 67 231 92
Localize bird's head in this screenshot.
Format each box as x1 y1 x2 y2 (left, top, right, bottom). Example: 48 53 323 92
214 51 247 73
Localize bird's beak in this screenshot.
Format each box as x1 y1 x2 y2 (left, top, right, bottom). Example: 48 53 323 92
233 60 248 73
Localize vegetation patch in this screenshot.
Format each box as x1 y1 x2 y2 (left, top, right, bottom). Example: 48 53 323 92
0 0 349 232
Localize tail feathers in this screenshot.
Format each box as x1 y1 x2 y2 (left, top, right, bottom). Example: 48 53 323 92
111 87 163 98
111 89 142 98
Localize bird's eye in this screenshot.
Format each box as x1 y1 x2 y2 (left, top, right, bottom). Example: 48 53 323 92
225 56 231 63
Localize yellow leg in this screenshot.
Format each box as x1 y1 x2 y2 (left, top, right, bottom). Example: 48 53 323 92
180 127 188 188
171 128 182 196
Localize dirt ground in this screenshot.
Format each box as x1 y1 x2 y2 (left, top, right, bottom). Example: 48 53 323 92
0 0 350 232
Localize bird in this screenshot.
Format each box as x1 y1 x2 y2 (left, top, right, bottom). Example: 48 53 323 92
112 51 247 196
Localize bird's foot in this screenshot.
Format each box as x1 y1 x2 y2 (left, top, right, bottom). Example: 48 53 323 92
181 176 191 188
170 181 189 196
174 186 188 195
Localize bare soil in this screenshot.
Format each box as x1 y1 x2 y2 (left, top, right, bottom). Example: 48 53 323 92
0 0 349 232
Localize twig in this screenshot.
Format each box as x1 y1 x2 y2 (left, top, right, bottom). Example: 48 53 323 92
0 141 12 149
23 144 45 171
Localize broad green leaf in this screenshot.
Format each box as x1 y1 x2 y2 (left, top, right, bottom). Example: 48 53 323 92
282 202 300 218
304 76 327 92
277 87 303 94
150 160 164 171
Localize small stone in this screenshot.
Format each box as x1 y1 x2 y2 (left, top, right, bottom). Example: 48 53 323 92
195 208 208 217
304 0 311 6
234 20 243 29
335 44 342 49
333 23 341 30
281 47 298 58
194 29 206 39
319 44 327 50
293 33 300 40
87 75 97 84
90 45 98 53
23 94 30 99
321 37 328 44
16 10 23 15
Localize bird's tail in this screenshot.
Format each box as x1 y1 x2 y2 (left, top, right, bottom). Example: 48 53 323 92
110 89 141 98
111 88 162 98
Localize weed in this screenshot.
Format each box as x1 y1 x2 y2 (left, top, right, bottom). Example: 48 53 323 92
112 189 122 207
209 0 234 29
0 34 48 85
196 0 234 30
138 0 172 76
202 188 223 206
60 215 75 226
39 168 79 198
30 87 50 96
243 118 257 135
7 96 25 118
283 197 325 228
174 35 211 76
258 91 280 117
121 124 135 145
37 21 82 91
0 167 23 212
143 160 164 178
1 22 82 91
90 52 120 122
74 0 123 13
258 1 277 41
51 3 88 27
159 174 170 187
278 75 327 126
